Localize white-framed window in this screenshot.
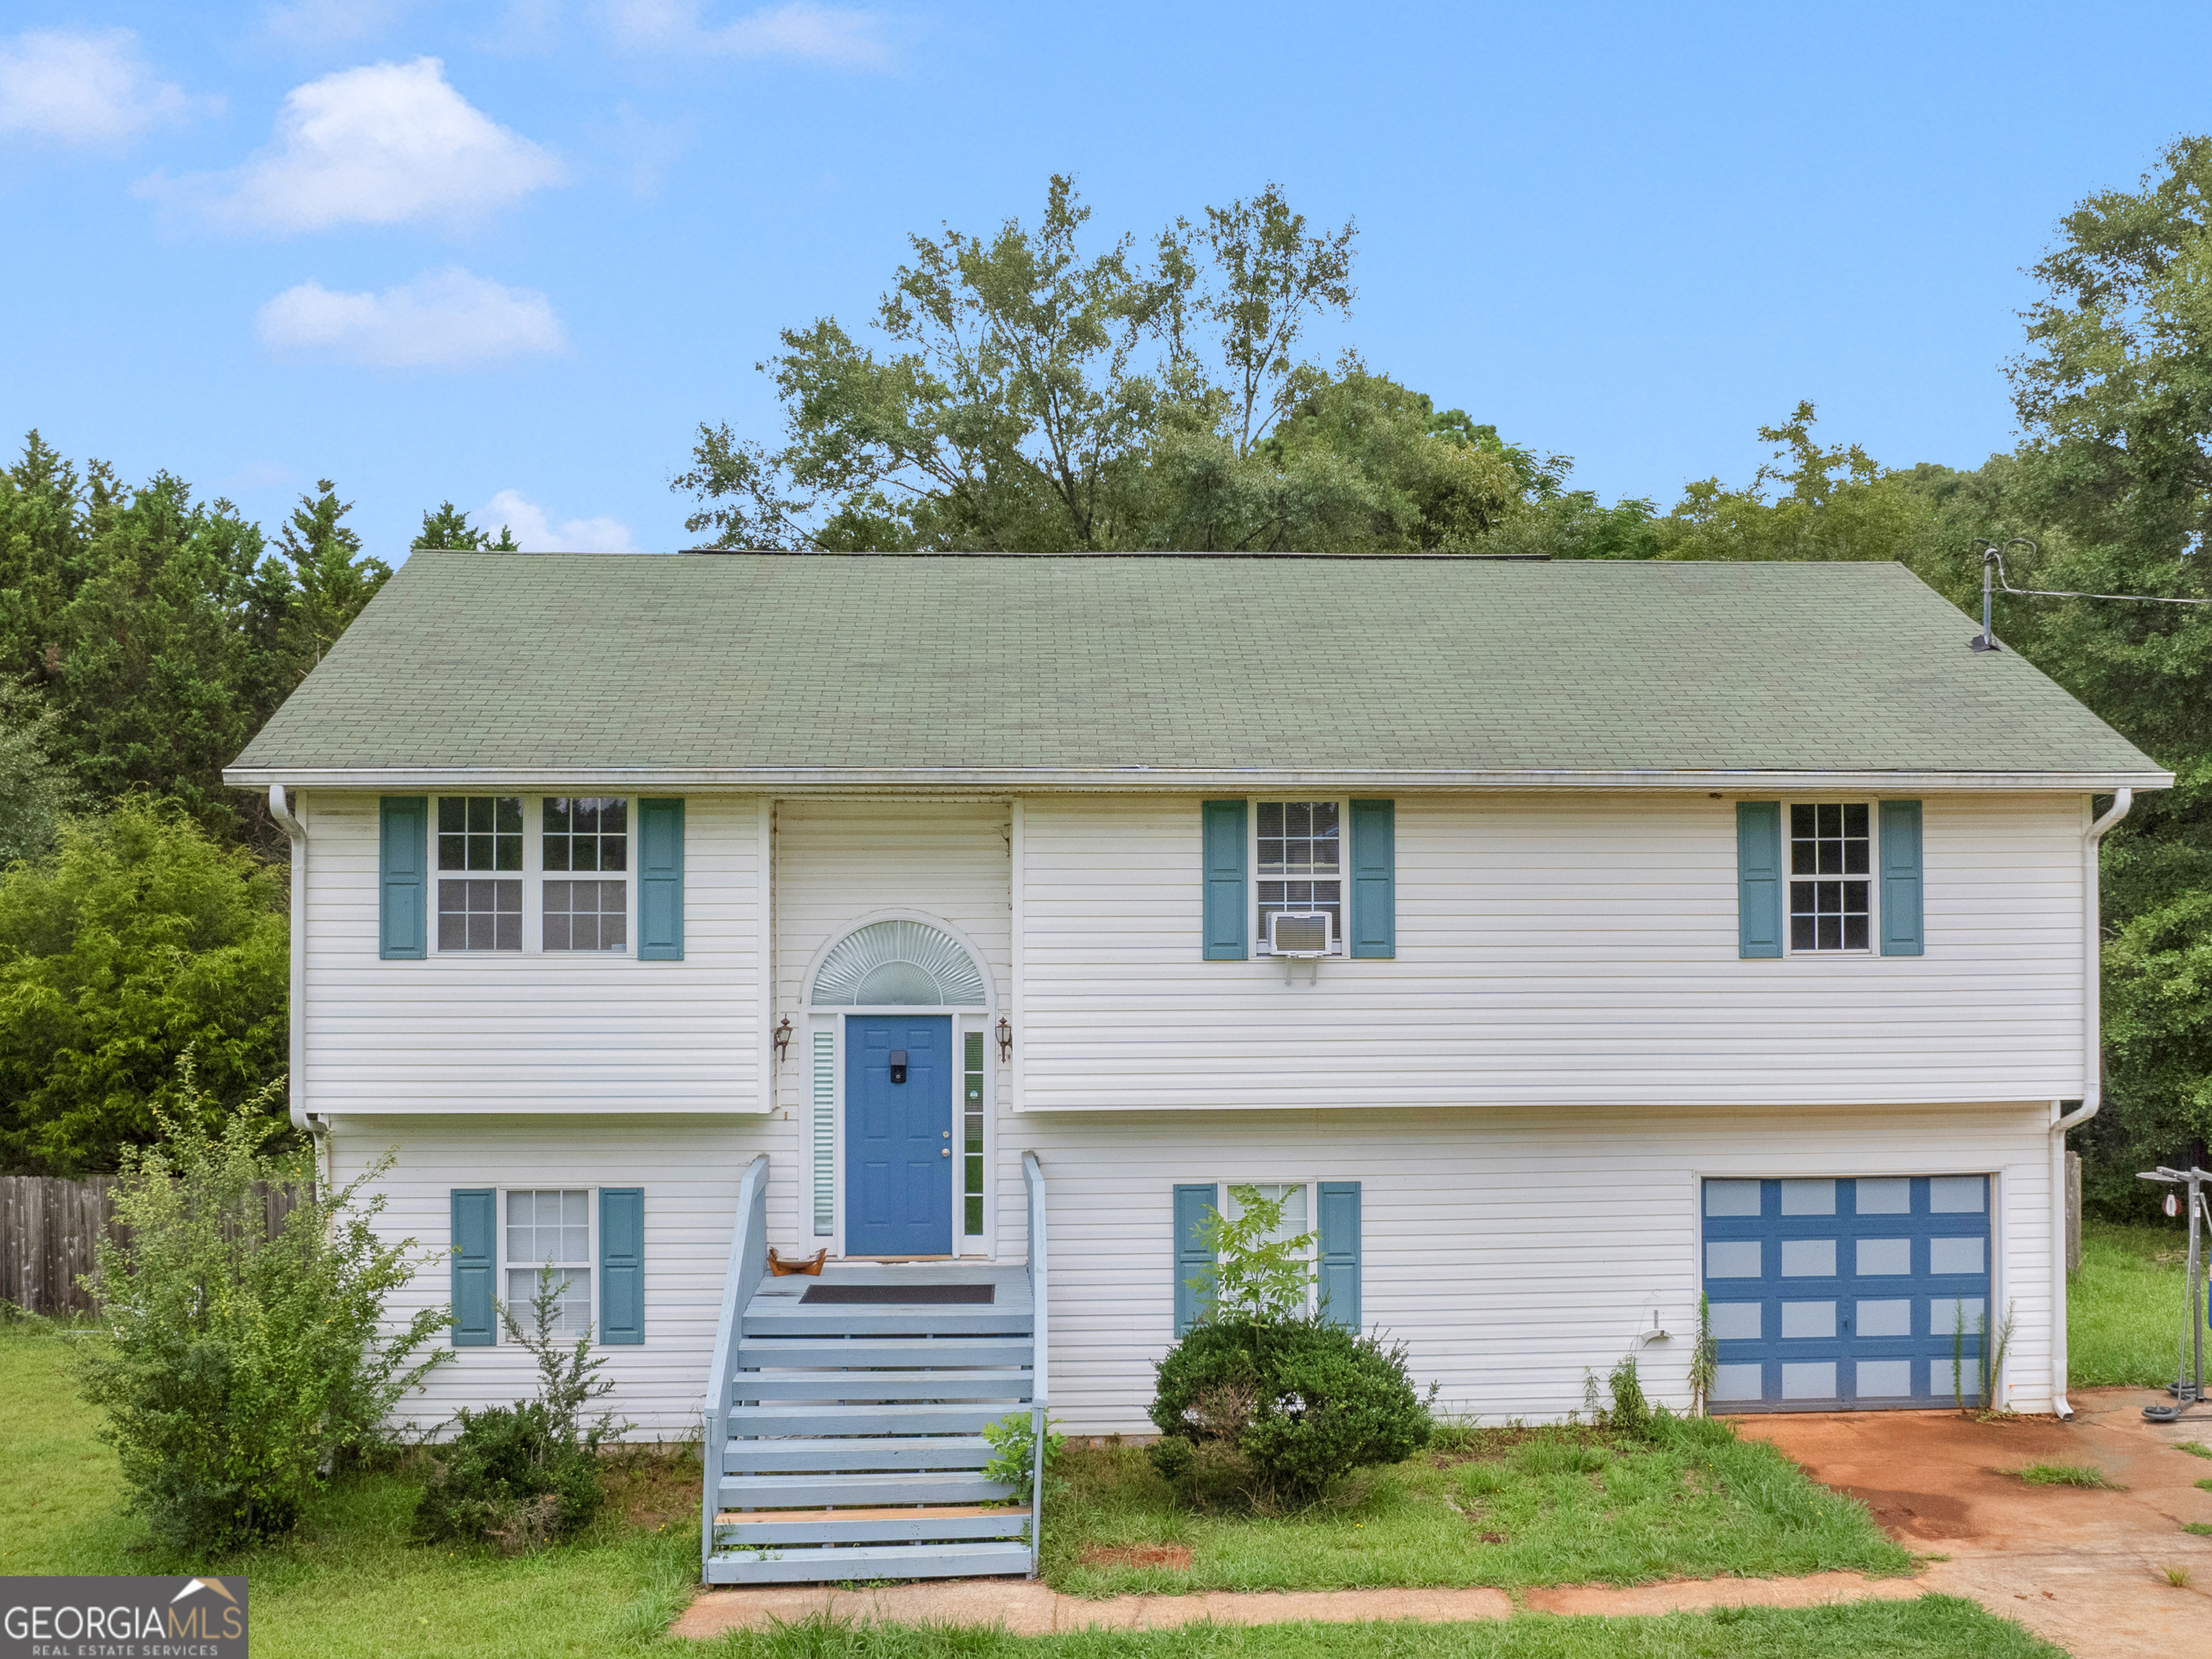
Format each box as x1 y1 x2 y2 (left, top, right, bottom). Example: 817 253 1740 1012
1788 802 1872 953
503 1187 593 1337
431 796 635 956
1215 1180 1318 1314
1254 799 1344 954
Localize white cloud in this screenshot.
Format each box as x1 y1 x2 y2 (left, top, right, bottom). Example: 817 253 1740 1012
0 28 212 147
603 1 891 67
256 268 567 369
476 488 638 552
140 57 565 235
263 1 423 48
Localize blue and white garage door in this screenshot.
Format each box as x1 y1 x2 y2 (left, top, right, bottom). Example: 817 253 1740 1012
1701 1176 1992 1411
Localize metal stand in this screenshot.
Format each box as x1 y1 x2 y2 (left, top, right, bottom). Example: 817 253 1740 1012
2137 1164 2210 1422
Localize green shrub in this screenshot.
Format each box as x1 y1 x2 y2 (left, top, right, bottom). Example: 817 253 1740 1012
0 799 289 1176
74 1060 449 1552
413 1267 627 1552
981 1410 1064 1498
1148 1184 1431 1509
1147 1318 1431 1509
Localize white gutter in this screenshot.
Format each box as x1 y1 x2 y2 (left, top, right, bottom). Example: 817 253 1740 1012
222 765 2177 795
267 786 322 1159
2049 786 2132 1420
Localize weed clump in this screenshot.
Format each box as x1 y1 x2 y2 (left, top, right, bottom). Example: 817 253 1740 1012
2010 1463 2120 1489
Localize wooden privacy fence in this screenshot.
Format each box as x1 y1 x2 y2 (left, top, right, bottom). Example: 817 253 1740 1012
0 1176 305 1318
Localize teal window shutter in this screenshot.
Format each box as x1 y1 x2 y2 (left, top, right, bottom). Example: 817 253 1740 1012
379 796 427 960
451 1188 495 1346
1879 799 1925 957
1348 800 1395 959
1200 800 1248 961
1736 801 1783 959
599 1187 644 1345
1173 1184 1218 1336
1317 1181 1362 1331
637 798 685 961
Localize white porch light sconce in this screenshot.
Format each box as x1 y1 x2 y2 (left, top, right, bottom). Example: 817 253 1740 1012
996 1015 1012 1063
773 1017 792 1062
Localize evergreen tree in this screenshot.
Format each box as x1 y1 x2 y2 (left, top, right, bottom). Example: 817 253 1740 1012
412 500 516 551
277 480 390 675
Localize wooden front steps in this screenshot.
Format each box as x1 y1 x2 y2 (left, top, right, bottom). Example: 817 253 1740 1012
703 1261 1037 1585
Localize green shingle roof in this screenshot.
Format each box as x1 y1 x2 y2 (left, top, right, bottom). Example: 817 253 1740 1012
224 552 2170 788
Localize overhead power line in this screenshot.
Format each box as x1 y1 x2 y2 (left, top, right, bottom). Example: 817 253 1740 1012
1969 538 2212 652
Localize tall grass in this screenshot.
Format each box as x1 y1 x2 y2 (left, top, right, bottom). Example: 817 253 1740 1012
2071 1223 2198 1388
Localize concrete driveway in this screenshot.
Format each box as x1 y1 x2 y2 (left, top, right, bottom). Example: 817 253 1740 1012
1735 1386 2212 1658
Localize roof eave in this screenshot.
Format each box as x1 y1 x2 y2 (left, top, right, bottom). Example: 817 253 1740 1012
222 765 2177 794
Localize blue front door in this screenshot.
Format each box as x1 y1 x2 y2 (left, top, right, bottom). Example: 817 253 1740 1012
845 1016 953 1256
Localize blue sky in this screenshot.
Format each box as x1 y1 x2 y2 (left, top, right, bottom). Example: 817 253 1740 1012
2 1 2208 558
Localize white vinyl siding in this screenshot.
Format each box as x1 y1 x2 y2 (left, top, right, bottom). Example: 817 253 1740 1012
984 1100 2056 1434
297 791 764 1113
1016 792 2089 1110
333 1117 760 1437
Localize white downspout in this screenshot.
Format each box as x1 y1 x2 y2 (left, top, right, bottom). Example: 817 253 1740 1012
269 785 328 1184
2050 786 2132 1420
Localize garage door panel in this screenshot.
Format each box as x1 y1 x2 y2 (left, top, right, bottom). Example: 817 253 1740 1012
1701 1175 1992 1412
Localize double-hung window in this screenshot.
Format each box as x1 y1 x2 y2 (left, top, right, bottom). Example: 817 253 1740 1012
1789 802 1870 953
430 796 634 955
505 1188 593 1336
1737 797 1923 959
542 796 629 952
438 796 523 951
1173 1178 1363 1335
1256 800 1343 953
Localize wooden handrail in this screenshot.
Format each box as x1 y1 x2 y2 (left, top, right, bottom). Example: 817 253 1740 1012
1022 1149 1048 1578
701 1153 769 1577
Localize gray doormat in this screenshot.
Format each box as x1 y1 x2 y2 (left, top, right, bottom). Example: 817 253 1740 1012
799 1283 997 1305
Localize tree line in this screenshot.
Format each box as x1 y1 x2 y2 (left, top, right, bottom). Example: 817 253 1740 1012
0 469 510 1172
5 153 2208 1210
677 161 2212 1215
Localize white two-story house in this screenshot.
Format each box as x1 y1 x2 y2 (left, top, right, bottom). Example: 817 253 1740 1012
226 549 2167 1582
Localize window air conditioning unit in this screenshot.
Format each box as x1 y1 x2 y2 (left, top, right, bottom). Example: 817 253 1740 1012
1267 912 1333 958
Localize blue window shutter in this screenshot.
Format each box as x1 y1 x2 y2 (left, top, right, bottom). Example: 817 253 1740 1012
1200 800 1248 961
379 796 427 960
1736 801 1783 959
637 798 685 961
599 1187 644 1345
1348 800 1395 959
1173 1184 1218 1336
451 1188 495 1346
1317 1182 1362 1331
1879 799 1925 957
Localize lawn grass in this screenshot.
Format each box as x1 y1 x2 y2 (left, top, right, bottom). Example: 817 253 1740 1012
693 1600 2063 1658
0 1321 698 1658
1040 1415 1913 1597
2177 1441 2212 1460
0 1323 2052 1659
2007 1464 2118 1489
2069 1221 2199 1387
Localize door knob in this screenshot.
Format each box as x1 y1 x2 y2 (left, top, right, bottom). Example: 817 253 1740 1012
941 1148 951 1157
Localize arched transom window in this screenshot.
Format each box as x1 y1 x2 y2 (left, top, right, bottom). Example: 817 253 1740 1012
810 919 989 1007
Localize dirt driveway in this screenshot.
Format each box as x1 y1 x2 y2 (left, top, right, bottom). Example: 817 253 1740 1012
1735 1386 2212 1658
